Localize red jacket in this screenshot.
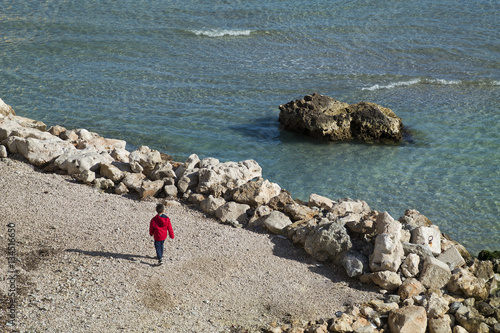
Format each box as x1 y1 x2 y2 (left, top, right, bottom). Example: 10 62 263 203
149 214 174 241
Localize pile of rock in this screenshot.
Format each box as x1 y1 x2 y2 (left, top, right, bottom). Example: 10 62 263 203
278 93 404 142
262 202 500 333
2 98 499 333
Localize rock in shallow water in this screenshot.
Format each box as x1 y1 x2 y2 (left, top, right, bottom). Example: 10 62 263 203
278 93 404 142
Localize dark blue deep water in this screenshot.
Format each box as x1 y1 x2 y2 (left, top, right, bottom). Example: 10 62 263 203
1 0 499 254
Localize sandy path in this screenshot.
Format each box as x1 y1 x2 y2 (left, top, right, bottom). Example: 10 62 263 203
0 157 378 332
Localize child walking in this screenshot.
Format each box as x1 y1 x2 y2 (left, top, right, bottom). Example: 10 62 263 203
149 203 174 265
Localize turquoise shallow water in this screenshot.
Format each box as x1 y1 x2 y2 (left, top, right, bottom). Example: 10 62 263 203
1 0 499 254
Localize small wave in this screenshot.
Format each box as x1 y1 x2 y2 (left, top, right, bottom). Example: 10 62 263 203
362 79 421 91
362 78 462 91
189 29 252 37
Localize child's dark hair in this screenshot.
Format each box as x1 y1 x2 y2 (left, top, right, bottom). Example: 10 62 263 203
156 203 165 214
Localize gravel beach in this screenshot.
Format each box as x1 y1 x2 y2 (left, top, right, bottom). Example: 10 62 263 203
0 157 379 332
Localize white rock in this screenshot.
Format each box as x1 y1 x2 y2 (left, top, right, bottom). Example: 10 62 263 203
401 253 420 278
7 136 75 166
78 169 95 183
376 211 402 236
215 201 250 224
0 144 7 158
115 182 129 195
232 179 281 207
330 198 371 216
122 172 146 192
200 195 226 215
110 148 130 163
94 177 114 190
426 292 450 319
370 270 402 291
100 163 125 182
437 246 466 271
0 98 15 117
370 233 404 272
309 193 335 210
163 184 178 199
129 145 162 175
54 147 113 175
258 211 292 235
197 159 262 194
411 226 442 256
419 256 451 289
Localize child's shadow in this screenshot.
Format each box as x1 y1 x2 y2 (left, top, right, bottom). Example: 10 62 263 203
65 249 158 267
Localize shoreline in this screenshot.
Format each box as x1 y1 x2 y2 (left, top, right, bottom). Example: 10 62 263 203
1 99 499 332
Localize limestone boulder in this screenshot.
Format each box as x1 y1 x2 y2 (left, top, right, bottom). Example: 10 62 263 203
175 153 201 179
398 278 426 300
248 205 272 228
110 148 130 163
455 305 486 332
163 184 178 199
0 119 53 141
7 136 75 167
0 98 15 117
0 145 7 158
54 147 113 175
426 293 450 319
375 211 402 236
342 251 369 277
284 203 318 221
428 315 452 333
187 193 206 206
330 197 371 217
197 159 262 195
288 219 316 245
139 180 164 199
401 253 421 278
437 246 466 271
215 201 250 225
370 270 402 291
77 136 126 152
447 267 489 300
278 93 404 142
304 219 352 262
200 195 226 215
369 233 404 272
122 172 146 192
100 163 125 182
149 162 176 180
308 193 335 210
402 242 434 262
411 226 442 256
115 182 129 195
48 125 66 137
471 259 495 282
420 256 452 290
78 169 95 184
257 211 292 235
388 305 427 333
1 113 46 131
129 145 162 175
345 211 377 234
177 169 199 193
268 190 295 211
399 209 433 229
94 177 115 190
232 178 281 207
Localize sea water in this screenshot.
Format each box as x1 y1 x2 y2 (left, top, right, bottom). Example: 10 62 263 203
1 0 498 254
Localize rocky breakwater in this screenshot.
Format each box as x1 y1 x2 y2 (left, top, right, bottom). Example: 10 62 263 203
2 98 500 333
278 93 404 142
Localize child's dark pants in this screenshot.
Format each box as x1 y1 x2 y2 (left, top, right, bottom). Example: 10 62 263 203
154 240 165 260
